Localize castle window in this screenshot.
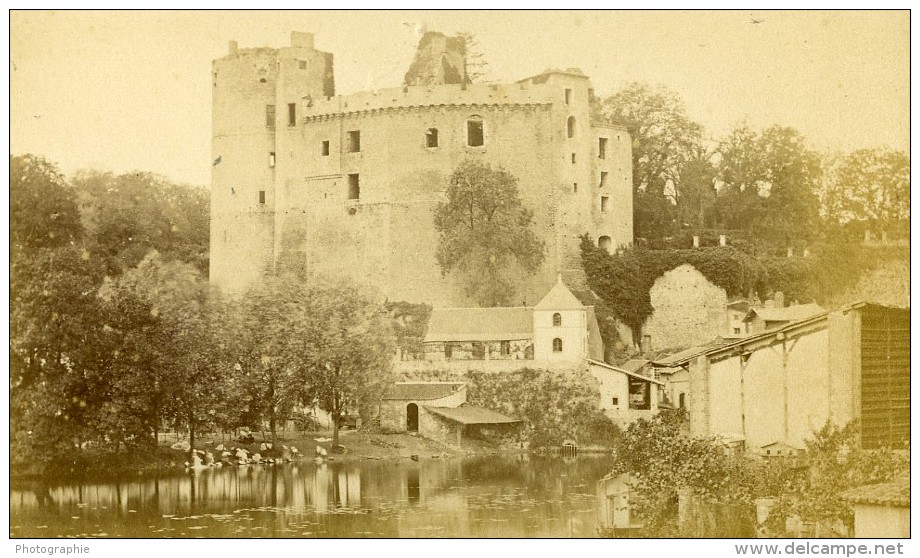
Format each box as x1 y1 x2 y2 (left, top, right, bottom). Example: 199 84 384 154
347 130 361 153
598 236 612 250
265 105 275 128
287 103 296 126
571 153 576 164
599 137 608 159
258 190 266 204
269 152 275 167
348 174 360 200
500 341 511 356
467 116 484 147
600 171 609 188
573 183 578 193
679 393 686 410
611 397 619 406
321 140 330 156
567 116 576 138
601 196 609 213
565 88 572 105
426 128 439 148
444 343 453 359
298 60 307 70
552 313 562 327
552 338 563 352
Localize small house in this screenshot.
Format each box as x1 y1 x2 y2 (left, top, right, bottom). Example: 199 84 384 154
840 474 910 538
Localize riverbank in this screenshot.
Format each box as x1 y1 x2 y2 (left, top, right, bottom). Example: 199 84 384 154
10 429 525 481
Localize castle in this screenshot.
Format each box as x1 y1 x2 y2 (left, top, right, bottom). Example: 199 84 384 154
210 31 633 305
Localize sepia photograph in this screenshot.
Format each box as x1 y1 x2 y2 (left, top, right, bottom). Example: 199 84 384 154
7 8 911 544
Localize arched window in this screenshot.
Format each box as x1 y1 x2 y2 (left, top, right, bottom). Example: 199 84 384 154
567 116 576 138
598 236 612 251
467 116 484 147
679 393 686 410
552 313 562 327
552 338 563 352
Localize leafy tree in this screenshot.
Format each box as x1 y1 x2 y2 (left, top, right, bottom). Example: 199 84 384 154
237 275 319 446
71 170 209 274
596 83 705 240
820 148 909 237
10 154 83 250
457 32 490 83
608 410 754 536
300 280 396 448
385 301 432 359
434 159 545 306
716 125 822 247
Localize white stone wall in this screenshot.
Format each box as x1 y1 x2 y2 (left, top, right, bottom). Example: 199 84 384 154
643 264 728 351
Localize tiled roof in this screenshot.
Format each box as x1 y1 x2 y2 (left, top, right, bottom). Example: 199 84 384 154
745 303 825 323
535 277 584 310
425 404 521 425
424 307 533 342
839 475 910 507
382 382 465 401
653 341 728 366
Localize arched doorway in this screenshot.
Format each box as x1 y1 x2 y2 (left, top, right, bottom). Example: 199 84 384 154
406 403 419 432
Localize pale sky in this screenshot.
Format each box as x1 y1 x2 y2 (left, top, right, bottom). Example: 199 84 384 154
10 10 910 186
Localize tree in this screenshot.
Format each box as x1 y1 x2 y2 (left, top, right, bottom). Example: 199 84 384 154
458 32 491 83
820 148 909 238
434 159 545 306
716 124 822 247
596 83 705 240
300 280 396 448
10 154 83 250
71 170 209 274
237 275 318 446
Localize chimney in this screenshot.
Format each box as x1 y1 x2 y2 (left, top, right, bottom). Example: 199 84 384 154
692 235 700 248
774 291 785 308
719 234 727 247
228 40 239 55
291 31 315 50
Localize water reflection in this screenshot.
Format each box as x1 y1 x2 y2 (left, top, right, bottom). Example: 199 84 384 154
10 455 610 538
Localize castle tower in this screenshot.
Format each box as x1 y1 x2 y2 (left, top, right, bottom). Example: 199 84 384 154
210 32 334 294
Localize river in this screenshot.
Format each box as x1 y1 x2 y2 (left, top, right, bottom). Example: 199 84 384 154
10 454 613 538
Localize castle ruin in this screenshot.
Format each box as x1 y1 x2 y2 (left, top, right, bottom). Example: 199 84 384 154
210 31 633 305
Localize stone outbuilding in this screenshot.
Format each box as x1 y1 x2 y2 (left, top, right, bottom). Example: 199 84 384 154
839 474 910 538
378 381 521 447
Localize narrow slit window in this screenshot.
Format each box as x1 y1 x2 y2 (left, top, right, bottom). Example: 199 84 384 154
599 137 608 159
321 140 330 156
348 174 360 200
600 171 609 188
573 183 578 193
258 190 266 205
426 128 439 148
347 130 361 153
269 152 276 167
601 196 609 213
467 117 484 147
565 88 572 105
567 116 576 138
265 104 276 128
287 103 296 126
298 60 307 70
571 153 576 164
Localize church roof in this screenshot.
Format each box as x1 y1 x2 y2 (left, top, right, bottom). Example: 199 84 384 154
534 277 584 311
424 307 533 342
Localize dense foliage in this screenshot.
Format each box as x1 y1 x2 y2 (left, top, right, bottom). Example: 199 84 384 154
466 368 620 448
580 235 899 339
10 154 396 471
434 159 545 306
